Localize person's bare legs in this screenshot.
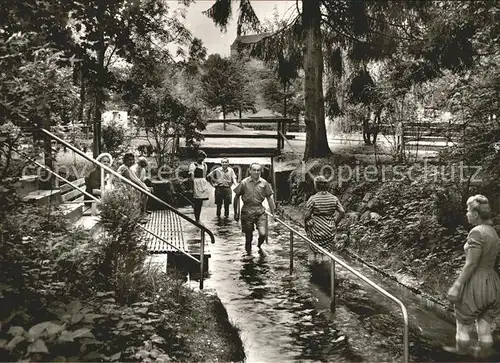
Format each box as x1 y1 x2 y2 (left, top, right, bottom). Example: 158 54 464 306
193 200 203 222
476 318 494 357
444 320 472 354
257 225 266 249
245 231 253 253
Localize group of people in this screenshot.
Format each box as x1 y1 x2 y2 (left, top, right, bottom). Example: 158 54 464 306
85 152 152 218
89 149 500 358
188 150 276 253
190 150 500 359
188 150 347 254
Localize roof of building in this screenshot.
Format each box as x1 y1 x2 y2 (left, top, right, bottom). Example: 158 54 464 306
230 33 270 49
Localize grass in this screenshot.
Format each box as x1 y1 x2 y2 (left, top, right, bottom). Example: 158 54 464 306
177 290 245 362
143 266 246 362
205 122 252 133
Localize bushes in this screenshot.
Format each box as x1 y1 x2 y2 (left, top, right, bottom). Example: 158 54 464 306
137 144 154 157
98 188 147 304
102 120 131 157
0 182 244 362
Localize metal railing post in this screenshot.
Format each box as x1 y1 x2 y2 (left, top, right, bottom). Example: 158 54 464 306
330 258 336 312
13 147 202 264
199 230 205 290
290 231 294 275
265 211 409 363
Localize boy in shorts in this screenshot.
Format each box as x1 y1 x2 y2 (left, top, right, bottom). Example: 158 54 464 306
234 163 275 253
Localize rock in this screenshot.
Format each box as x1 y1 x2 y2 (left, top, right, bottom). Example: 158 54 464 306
362 192 374 203
360 210 371 222
367 198 381 210
337 211 359 231
360 211 381 222
347 211 360 222
358 202 368 213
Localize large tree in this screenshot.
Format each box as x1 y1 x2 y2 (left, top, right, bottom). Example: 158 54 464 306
1 0 192 158
203 0 428 159
67 0 192 157
199 54 255 127
123 43 205 167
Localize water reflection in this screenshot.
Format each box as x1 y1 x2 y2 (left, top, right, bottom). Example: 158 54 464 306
198 208 396 362
240 250 271 300
193 207 489 362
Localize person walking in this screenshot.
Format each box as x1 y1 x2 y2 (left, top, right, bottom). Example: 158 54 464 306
189 150 210 223
234 163 275 253
208 158 237 219
114 153 148 192
444 195 500 358
303 175 345 255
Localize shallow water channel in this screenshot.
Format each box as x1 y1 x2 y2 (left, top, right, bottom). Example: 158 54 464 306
182 206 496 363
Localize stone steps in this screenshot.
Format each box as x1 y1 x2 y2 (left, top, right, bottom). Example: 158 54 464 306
21 189 61 205
72 214 101 238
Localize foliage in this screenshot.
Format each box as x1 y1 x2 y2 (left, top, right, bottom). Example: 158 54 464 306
102 120 131 158
231 58 258 117
199 54 254 120
203 0 432 158
133 87 205 168
0 121 23 181
123 40 207 168
0 31 78 175
99 188 148 304
137 144 154 157
183 37 208 77
0 182 244 361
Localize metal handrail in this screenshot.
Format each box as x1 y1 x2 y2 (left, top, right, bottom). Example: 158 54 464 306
14 147 201 264
265 211 409 363
31 127 213 288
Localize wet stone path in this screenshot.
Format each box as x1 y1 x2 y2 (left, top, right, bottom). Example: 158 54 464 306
182 206 495 362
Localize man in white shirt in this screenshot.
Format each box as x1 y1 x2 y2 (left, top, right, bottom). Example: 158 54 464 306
208 158 237 218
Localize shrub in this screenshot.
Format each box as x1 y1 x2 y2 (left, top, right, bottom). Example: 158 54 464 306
98 188 148 304
137 144 154 157
102 120 131 157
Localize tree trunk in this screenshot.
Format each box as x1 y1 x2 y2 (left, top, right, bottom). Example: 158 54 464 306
222 106 226 130
93 14 105 158
302 0 330 160
362 116 372 145
283 83 288 118
42 108 54 188
78 77 85 124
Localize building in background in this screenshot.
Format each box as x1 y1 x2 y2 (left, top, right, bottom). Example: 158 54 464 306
102 110 129 129
230 34 269 57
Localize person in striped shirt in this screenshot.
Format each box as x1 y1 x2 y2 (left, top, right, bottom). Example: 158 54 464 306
304 176 345 253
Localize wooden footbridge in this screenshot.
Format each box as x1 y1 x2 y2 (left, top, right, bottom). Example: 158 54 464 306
182 117 296 158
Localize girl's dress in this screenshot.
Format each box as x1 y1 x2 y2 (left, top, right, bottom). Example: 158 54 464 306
305 191 343 251
455 224 500 324
189 162 209 200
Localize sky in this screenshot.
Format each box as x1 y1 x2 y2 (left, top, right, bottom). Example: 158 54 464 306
169 0 297 57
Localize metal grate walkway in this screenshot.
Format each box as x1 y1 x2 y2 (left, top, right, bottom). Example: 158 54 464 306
143 210 211 257
143 210 185 254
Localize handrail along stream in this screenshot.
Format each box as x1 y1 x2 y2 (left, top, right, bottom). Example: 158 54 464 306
38 128 215 289
14 147 201 265
265 210 409 363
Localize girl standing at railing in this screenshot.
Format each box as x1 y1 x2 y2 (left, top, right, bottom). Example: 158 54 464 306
304 176 345 257
189 150 210 223
445 195 500 358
